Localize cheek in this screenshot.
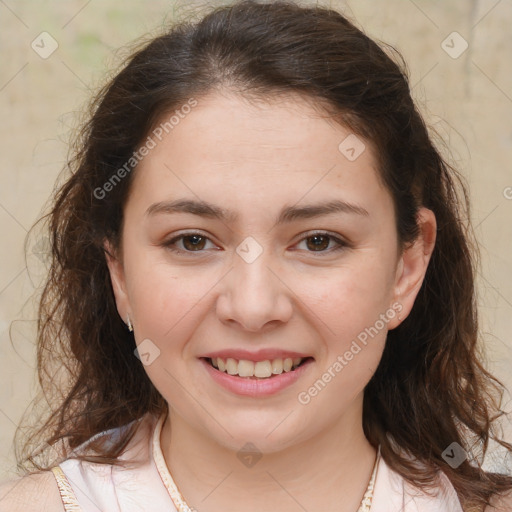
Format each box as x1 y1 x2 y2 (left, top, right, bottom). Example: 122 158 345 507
126 269 211 402
305 258 395 339
298 269 391 408
297 257 394 400
129 272 208 341
123 245 215 353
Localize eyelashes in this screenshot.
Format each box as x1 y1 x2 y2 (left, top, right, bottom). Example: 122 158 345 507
163 233 216 253
161 230 349 256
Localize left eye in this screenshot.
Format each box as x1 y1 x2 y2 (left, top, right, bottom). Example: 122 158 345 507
162 231 347 255
295 232 347 253
164 233 216 252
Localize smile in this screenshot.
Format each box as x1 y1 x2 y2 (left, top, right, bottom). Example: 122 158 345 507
206 356 312 379
200 355 315 397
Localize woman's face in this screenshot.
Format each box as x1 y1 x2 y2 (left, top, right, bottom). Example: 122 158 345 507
106 90 434 452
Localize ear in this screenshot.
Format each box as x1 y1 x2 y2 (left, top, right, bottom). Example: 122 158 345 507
103 239 131 326
387 207 437 329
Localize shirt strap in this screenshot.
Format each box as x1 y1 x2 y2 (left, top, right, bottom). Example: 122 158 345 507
50 466 83 512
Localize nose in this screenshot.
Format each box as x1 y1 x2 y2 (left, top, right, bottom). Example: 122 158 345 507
216 248 293 333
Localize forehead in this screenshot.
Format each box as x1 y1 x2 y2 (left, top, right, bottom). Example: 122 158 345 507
146 90 365 161
128 90 391 219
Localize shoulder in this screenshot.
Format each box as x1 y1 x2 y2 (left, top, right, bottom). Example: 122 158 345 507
374 452 465 511
0 471 64 512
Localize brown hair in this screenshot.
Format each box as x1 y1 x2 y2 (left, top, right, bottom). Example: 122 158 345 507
16 1 512 510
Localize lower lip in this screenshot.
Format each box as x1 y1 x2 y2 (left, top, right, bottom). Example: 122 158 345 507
200 358 314 397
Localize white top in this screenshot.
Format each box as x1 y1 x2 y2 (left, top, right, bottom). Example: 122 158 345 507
51 412 464 511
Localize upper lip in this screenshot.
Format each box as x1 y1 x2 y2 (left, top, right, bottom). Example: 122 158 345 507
201 349 313 362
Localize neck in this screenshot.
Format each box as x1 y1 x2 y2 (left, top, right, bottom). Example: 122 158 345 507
160 394 378 512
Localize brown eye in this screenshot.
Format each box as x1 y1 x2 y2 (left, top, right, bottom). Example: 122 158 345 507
163 232 216 254
305 234 331 251
295 231 348 255
181 234 207 251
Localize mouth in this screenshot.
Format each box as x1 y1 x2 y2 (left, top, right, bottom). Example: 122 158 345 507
201 356 314 379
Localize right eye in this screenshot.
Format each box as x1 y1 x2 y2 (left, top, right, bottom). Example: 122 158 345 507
162 232 219 254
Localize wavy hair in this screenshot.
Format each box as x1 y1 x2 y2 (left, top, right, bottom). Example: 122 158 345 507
16 1 512 510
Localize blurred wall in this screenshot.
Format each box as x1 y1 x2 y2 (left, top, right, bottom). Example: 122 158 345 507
0 0 511 479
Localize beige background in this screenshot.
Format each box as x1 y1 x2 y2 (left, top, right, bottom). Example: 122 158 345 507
0 0 511 479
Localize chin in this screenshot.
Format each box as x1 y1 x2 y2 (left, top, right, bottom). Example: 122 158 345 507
204 414 310 454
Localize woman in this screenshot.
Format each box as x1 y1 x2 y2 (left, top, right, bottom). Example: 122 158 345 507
1 1 511 511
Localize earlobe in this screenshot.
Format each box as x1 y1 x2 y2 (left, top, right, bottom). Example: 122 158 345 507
103 239 131 323
389 207 436 329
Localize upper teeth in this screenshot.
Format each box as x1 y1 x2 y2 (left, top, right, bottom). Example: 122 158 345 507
211 357 303 378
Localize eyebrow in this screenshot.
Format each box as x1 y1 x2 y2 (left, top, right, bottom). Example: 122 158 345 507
145 198 369 224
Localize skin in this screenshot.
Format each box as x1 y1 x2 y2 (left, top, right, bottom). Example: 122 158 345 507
104 89 437 512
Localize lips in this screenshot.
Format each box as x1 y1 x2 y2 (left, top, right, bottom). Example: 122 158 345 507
201 349 312 378
200 355 314 397
205 356 311 378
